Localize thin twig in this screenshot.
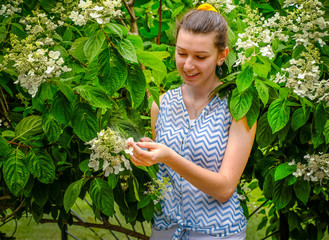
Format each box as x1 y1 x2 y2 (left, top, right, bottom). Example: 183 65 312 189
7 140 31 148
260 229 280 240
0 196 11 201
157 0 162 45
249 199 269 218
68 53 88 68
40 218 150 240
0 87 9 112
0 199 26 223
0 15 12 51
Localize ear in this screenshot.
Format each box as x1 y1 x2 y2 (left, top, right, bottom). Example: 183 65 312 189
217 47 229 66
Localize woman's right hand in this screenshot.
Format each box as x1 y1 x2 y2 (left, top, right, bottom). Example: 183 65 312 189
140 137 153 142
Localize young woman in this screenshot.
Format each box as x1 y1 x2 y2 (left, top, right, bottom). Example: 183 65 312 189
128 4 256 240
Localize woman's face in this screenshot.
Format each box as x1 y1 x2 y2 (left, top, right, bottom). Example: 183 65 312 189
175 29 226 88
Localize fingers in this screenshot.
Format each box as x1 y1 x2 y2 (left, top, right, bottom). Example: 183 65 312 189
140 137 153 142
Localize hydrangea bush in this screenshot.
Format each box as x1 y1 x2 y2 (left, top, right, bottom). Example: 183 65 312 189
0 0 328 239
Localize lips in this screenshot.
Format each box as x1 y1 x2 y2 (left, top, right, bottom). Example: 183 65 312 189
184 71 199 77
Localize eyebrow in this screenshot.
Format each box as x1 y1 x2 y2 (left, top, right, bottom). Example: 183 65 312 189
176 46 210 53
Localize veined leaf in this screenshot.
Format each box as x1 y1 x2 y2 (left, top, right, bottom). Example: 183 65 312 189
84 30 106 62
98 48 127 96
51 92 73 125
324 120 329 144
253 63 269 78
236 65 254 93
246 86 260 128
229 87 253 121
273 178 292 210
256 113 277 148
104 23 123 39
137 50 167 80
64 179 84 212
126 65 146 108
42 112 62 143
27 150 55 184
90 179 115 216
291 108 310 131
72 104 98 142
116 38 138 63
3 149 29 196
294 179 310 205
274 162 296 181
15 115 43 139
74 85 113 109
268 99 290 133
142 200 154 222
0 136 10 158
69 37 88 62
255 78 269 106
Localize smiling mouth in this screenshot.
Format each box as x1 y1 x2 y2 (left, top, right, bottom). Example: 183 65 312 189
185 72 199 77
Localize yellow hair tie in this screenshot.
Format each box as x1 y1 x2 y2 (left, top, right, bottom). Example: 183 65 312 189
197 3 218 13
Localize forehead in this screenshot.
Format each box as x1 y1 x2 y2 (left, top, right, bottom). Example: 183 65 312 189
176 29 217 52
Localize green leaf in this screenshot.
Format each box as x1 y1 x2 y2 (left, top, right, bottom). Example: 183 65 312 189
256 113 277 148
127 35 144 49
116 38 138 63
323 120 329 144
74 85 113 109
42 112 62 143
263 168 275 199
274 162 296 181
294 179 310 205
90 179 115 216
104 23 123 39
27 150 55 184
15 115 43 139
51 92 73 125
69 37 88 62
236 65 254 93
142 200 154 222
246 86 260 128
98 48 127 96
56 81 76 102
0 136 10 158
84 30 106 62
253 63 269 78
32 182 49 207
72 104 98 142
132 175 140 201
136 50 167 85
126 65 146 108
108 174 119 190
291 108 310 131
268 99 290 133
3 149 29 196
255 78 269 106
229 87 253 121
137 195 152 209
64 179 84 212
313 103 327 131
273 178 292 210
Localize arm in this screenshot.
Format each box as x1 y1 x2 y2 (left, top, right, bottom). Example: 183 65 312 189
130 117 256 203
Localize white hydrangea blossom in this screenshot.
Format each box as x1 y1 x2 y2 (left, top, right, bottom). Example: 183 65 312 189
69 0 123 26
0 0 23 17
205 0 236 14
85 128 134 176
3 10 72 97
290 153 329 184
144 177 172 204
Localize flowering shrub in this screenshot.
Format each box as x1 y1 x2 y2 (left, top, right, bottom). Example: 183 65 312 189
0 0 328 239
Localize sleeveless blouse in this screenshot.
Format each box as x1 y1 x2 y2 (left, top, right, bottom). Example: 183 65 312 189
153 86 247 239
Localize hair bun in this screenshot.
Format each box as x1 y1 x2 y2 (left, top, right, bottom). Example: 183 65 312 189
197 3 218 13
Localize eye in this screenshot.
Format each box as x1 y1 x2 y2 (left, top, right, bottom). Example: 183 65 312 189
197 56 206 60
178 52 186 56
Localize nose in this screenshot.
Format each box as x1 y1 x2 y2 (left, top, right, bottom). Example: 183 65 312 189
184 56 195 71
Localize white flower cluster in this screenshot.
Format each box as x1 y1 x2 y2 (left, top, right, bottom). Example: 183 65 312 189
290 153 329 184
3 10 71 97
86 128 134 176
234 0 329 103
234 6 275 67
69 0 122 26
205 0 236 14
144 177 172 204
0 0 23 17
237 180 252 201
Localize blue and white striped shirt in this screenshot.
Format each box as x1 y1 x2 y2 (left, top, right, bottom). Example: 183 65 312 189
153 86 247 239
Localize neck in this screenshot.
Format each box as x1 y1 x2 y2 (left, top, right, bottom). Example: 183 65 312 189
183 80 220 101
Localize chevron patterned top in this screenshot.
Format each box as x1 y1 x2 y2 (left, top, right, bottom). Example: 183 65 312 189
153 86 247 239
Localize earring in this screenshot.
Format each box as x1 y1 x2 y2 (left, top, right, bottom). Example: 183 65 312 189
217 65 223 76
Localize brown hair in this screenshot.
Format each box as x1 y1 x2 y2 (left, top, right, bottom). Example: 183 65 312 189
176 9 228 53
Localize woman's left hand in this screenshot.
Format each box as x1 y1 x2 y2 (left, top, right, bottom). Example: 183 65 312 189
128 141 176 167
